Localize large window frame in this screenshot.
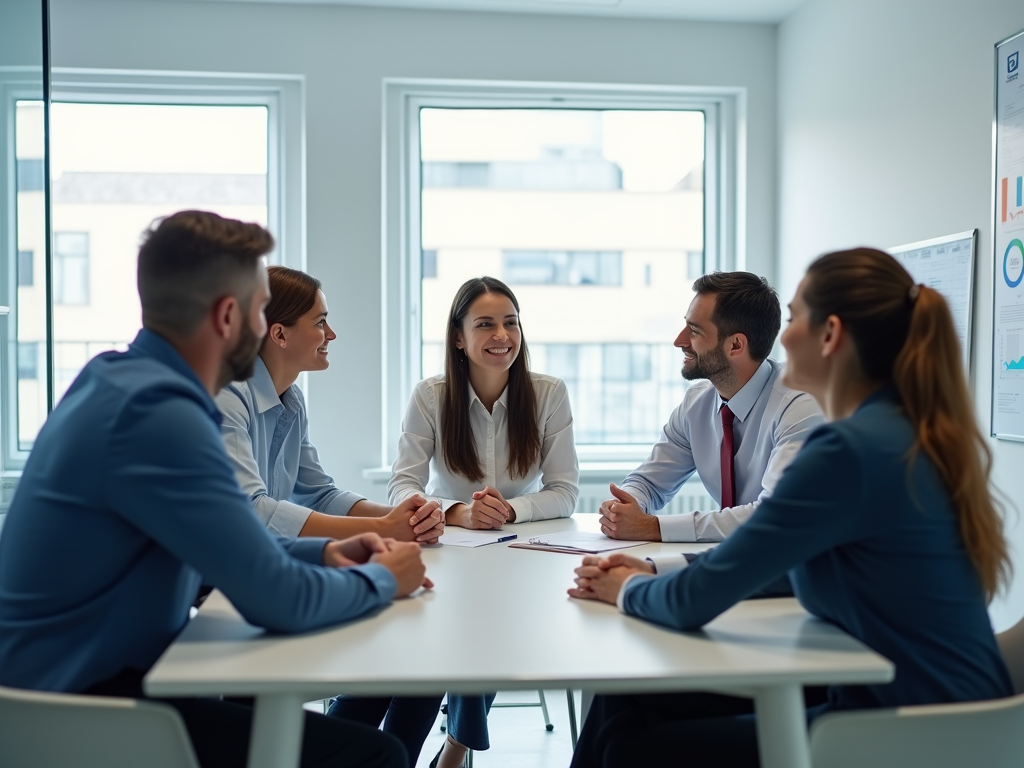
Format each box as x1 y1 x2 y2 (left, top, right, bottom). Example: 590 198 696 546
1 68 305 471
380 79 746 469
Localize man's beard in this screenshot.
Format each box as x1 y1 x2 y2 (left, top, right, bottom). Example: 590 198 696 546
682 343 732 385
217 320 262 391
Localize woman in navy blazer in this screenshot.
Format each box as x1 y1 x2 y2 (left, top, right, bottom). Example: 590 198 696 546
568 248 1013 767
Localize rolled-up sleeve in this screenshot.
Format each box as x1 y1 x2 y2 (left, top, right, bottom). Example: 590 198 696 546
507 380 579 523
620 400 698 542
291 418 364 518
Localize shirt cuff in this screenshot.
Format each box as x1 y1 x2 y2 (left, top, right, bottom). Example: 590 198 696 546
282 536 333 565
646 554 691 575
616 572 656 613
322 490 366 517
348 562 399 602
657 513 698 543
507 497 532 524
439 498 464 514
266 498 316 538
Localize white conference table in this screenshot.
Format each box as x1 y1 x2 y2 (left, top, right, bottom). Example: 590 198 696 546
145 515 893 768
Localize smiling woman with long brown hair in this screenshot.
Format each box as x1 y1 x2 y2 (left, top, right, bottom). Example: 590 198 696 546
386 275 580 768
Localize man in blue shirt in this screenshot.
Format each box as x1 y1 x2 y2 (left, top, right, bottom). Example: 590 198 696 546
599 272 822 546
0 211 424 768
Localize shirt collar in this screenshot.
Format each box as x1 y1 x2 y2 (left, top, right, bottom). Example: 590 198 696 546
130 328 221 420
248 356 285 415
718 358 773 423
467 380 510 412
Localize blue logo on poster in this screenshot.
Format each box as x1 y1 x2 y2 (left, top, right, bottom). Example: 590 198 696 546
1005 239 1024 288
1011 51 1020 74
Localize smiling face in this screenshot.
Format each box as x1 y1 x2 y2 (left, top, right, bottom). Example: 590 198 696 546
673 292 731 382
780 276 828 396
455 291 522 378
280 289 336 373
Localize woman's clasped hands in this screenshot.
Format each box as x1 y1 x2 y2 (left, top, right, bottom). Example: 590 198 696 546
568 552 654 605
448 486 517 529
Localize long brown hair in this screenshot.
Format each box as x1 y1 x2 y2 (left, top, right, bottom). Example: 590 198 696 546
441 277 540 482
263 266 322 343
803 248 1010 600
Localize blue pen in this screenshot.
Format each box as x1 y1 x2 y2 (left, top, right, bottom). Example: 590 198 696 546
495 534 517 543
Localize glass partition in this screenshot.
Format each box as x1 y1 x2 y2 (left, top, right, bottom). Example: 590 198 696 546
0 0 51 470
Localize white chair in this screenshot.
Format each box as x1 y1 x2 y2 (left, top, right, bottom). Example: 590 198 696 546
809 616 1024 768
0 684 200 768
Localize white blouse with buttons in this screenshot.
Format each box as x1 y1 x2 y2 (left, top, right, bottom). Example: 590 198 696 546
388 373 580 523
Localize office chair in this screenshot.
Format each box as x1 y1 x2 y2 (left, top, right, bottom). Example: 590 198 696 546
0 685 200 768
809 616 1024 768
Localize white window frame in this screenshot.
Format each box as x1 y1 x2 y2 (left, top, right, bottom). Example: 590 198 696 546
0 68 306 471
380 78 746 468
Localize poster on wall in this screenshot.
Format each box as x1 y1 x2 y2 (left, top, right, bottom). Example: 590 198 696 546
890 230 976 376
992 27 1024 440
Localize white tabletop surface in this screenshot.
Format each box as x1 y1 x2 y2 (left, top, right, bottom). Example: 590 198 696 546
146 514 893 701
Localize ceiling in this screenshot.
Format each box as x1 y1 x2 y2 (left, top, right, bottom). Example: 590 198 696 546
185 0 807 24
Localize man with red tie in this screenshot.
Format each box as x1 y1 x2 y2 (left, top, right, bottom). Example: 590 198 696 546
599 271 822 548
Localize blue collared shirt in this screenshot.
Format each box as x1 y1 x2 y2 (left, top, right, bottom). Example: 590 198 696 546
621 358 823 542
216 358 364 537
0 329 396 694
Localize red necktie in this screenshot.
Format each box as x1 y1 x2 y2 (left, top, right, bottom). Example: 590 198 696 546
720 404 736 509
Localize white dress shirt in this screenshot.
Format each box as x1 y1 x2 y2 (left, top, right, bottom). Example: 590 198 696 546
620 358 823 542
389 373 580 523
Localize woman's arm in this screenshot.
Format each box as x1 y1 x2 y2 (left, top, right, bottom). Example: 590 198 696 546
505 378 580 523
574 425 865 631
388 381 461 511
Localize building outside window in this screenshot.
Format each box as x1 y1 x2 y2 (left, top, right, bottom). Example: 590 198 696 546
52 232 89 305
17 250 33 287
13 100 269 450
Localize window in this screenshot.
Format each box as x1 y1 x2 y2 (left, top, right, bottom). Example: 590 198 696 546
503 251 622 286
53 232 89 305
17 344 38 380
2 71 303 463
17 250 33 287
384 81 743 464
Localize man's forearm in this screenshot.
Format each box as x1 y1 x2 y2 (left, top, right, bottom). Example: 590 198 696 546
298 510 384 538
347 499 391 518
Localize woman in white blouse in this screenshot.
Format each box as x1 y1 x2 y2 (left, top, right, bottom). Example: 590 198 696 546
389 275 580 768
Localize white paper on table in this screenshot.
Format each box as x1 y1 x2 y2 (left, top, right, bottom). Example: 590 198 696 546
510 531 646 554
438 530 518 548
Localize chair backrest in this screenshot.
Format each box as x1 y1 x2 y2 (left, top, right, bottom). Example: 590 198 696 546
998 615 1024 695
0 685 200 768
809 692 1024 768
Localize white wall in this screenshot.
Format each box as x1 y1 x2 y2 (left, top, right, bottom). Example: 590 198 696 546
778 0 1024 629
49 0 778 499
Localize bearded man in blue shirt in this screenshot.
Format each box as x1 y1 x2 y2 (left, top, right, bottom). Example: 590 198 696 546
0 210 426 768
599 271 823 550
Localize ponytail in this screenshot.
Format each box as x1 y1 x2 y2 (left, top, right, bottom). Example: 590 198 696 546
804 248 1010 601
894 286 1010 601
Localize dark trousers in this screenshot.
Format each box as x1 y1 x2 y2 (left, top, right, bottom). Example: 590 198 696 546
327 695 444 766
570 687 830 768
83 669 407 768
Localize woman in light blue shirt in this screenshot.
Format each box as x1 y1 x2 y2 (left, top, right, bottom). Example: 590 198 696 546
216 265 446 766
217 266 445 542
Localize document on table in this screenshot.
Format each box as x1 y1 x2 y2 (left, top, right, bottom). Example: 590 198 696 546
438 530 518 548
509 531 646 554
